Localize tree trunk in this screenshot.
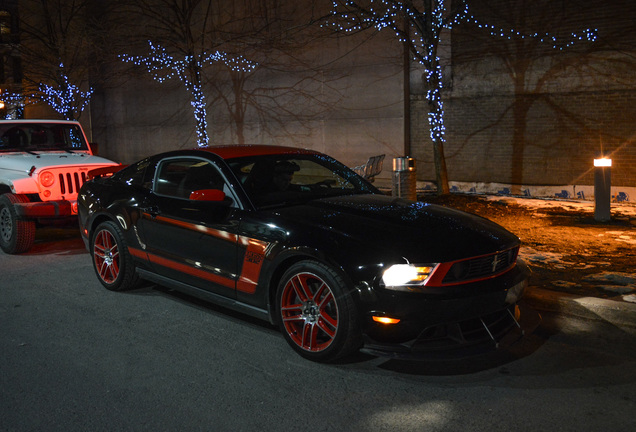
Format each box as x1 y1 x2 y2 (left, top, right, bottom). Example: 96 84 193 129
191 82 209 147
433 137 450 195
425 75 451 195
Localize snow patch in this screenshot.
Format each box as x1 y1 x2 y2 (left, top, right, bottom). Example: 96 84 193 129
481 195 636 219
582 272 636 295
519 247 566 265
582 272 636 286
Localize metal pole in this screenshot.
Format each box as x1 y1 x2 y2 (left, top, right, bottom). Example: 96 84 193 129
594 158 612 222
403 18 411 157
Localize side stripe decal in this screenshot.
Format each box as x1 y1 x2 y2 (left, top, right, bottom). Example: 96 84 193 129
146 214 239 243
132 217 271 294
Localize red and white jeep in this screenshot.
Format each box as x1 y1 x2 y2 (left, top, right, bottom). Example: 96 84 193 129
0 119 119 254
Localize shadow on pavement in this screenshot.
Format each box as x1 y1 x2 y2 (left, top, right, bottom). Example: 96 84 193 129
27 225 86 255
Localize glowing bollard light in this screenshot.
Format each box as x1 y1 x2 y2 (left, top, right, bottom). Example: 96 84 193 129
593 157 612 222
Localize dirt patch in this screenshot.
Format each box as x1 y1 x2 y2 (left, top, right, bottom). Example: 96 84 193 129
419 194 636 300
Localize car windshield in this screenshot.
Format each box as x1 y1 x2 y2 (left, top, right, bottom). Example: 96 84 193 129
228 153 379 209
0 123 89 152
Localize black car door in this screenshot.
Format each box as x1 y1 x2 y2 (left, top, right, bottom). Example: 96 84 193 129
138 156 240 298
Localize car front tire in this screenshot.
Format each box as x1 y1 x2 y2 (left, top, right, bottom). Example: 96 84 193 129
0 194 36 254
276 260 362 362
91 221 139 291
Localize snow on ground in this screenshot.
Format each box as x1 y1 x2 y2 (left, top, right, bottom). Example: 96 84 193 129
520 245 636 303
482 195 636 219
493 196 636 303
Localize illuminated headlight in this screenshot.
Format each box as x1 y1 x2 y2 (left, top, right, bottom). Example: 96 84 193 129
382 264 438 291
40 171 55 188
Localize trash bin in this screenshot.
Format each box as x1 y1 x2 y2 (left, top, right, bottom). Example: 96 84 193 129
392 157 417 200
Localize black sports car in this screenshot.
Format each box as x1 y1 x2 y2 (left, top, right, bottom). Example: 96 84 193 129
78 145 536 362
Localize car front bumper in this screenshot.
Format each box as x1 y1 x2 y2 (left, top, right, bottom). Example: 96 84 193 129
355 260 539 359
14 200 76 218
360 302 541 360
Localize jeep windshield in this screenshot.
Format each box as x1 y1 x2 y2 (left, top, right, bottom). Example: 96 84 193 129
0 123 89 153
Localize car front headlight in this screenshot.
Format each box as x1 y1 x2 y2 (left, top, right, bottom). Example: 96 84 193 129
382 264 438 291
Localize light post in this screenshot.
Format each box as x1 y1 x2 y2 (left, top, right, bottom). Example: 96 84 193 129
593 156 612 222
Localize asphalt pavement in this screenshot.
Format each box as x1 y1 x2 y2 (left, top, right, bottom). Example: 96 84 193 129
525 286 636 329
4 233 636 432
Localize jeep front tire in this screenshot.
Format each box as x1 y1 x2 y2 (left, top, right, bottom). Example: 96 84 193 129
0 194 36 254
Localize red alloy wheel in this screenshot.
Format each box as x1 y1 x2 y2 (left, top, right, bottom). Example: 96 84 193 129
93 228 121 284
280 272 339 352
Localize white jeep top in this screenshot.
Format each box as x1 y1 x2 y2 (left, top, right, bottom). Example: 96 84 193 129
0 119 118 203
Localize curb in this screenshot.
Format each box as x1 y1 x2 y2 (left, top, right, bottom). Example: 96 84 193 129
524 286 636 329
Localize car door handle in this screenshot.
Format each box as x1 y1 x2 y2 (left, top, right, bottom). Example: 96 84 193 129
141 205 160 218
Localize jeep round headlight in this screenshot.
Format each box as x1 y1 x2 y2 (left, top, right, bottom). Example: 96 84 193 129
382 264 438 290
40 171 55 187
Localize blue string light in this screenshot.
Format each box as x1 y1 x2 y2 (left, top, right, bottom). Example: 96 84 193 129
1 63 93 120
120 40 257 146
37 64 94 120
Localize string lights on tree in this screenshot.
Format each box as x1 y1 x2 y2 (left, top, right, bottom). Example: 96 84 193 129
0 91 27 119
120 41 257 147
1 63 93 120
326 0 597 194
38 64 94 120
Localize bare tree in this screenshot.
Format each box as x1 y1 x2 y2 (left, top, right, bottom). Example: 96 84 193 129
326 0 600 194
119 0 261 146
455 0 611 190
15 0 121 119
326 0 470 194
122 0 338 146
207 0 343 144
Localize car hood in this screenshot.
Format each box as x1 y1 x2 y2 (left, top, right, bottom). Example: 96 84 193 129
0 152 118 172
272 194 521 263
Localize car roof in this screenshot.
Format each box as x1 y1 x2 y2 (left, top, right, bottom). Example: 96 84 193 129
199 145 323 160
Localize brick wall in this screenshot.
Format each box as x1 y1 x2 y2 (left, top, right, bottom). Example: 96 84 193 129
412 89 636 188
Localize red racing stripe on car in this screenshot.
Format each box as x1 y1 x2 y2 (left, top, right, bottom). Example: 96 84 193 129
144 214 239 243
138 213 271 294
129 246 148 260
236 237 269 294
146 250 235 289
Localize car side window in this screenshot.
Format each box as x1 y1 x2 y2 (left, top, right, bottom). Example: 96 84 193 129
154 158 234 205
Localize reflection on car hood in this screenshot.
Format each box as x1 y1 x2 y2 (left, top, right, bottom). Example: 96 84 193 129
273 194 521 262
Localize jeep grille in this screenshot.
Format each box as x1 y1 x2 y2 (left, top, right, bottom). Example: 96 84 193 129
58 171 88 195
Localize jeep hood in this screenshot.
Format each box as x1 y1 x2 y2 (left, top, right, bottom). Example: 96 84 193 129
0 153 118 173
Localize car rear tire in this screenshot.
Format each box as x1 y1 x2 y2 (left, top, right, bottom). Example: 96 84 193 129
276 260 361 362
0 194 36 254
91 221 139 291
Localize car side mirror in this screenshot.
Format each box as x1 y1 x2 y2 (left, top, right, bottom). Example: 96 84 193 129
189 189 226 202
